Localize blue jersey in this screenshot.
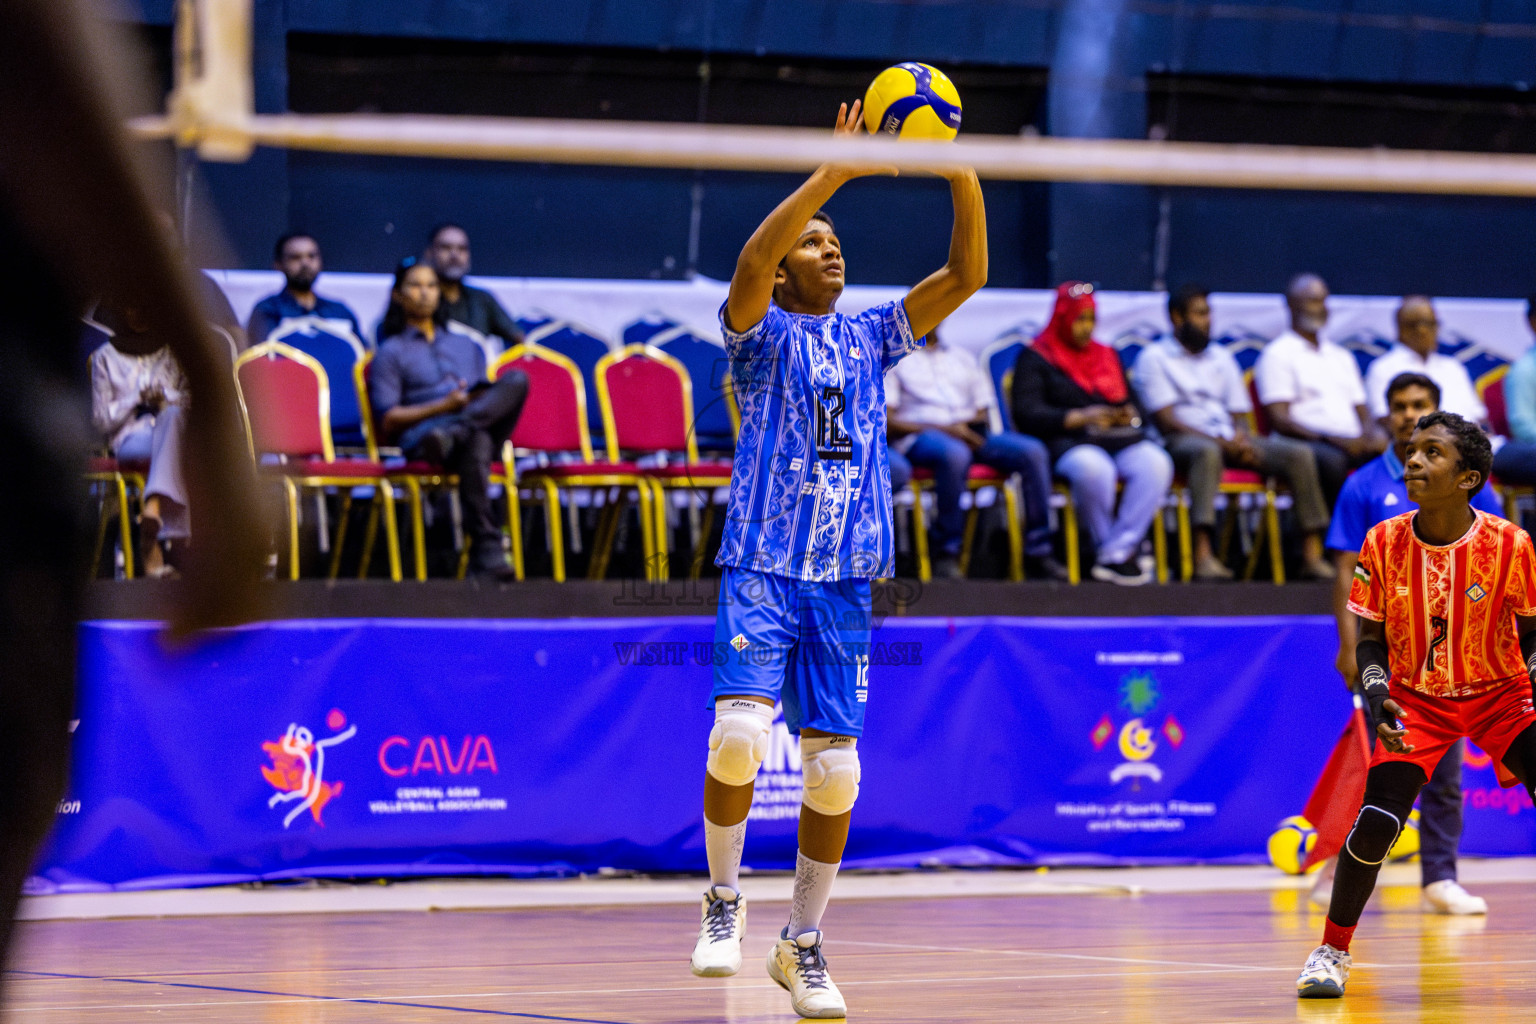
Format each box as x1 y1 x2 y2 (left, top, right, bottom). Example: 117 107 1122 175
1326 444 1506 553
716 299 922 581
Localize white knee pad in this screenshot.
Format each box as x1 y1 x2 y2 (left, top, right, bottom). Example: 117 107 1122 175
706 699 774 787
801 735 860 816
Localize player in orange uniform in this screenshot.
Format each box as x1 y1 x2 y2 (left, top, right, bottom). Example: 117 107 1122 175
1297 411 1536 998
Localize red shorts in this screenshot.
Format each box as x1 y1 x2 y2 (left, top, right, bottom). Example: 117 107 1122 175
1372 683 1536 788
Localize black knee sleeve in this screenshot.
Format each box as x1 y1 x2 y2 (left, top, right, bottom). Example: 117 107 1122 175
1343 761 1424 866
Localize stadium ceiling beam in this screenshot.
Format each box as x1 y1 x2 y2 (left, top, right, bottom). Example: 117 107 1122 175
130 114 1536 197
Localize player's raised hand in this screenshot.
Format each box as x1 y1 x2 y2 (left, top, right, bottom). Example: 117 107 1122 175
825 101 899 181
1375 698 1413 753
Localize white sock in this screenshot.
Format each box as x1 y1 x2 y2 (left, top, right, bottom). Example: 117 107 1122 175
786 851 840 938
704 817 747 894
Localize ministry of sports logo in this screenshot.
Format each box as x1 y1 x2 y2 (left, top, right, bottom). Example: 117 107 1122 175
1090 670 1185 790
261 709 357 828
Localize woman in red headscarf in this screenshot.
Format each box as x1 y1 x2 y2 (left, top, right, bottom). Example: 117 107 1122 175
1010 282 1173 585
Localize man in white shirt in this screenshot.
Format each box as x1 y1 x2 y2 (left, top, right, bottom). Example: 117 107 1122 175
1137 286 1335 580
886 327 1060 580
1362 296 1487 426
1254 273 1386 509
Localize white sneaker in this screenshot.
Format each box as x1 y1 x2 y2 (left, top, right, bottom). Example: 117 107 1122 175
1296 943 1351 998
1423 879 1488 915
767 929 847 1019
690 886 745 977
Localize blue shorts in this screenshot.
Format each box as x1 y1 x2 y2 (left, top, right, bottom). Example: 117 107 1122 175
709 567 872 736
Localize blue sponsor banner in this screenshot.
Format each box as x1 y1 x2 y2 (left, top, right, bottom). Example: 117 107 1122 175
34 616 1533 891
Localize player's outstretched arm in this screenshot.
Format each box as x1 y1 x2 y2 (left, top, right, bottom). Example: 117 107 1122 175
725 101 896 335
902 168 988 341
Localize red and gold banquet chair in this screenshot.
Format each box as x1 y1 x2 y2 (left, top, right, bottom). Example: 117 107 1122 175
353 352 510 581
233 341 403 581
85 456 146 578
491 344 659 582
595 344 734 579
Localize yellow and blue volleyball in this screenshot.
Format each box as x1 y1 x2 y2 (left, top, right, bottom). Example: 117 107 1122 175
1388 808 1421 861
1268 815 1319 875
863 62 963 141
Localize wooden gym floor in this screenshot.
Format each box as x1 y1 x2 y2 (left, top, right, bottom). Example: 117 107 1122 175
6 873 1534 1023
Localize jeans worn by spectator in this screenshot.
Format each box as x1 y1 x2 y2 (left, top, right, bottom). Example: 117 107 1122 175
888 428 1053 559
1163 432 1331 535
1419 741 1465 887
400 371 529 571
114 404 190 540
1054 440 1174 566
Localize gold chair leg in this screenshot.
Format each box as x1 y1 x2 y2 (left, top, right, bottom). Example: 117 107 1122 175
589 491 620 580
283 478 301 581
1266 489 1286 585
542 480 566 583
357 496 380 579
1152 502 1169 584
1179 491 1191 580
959 501 979 577
647 481 667 582
378 486 402 582
1003 485 1023 582
1061 492 1080 585
1242 494 1265 581
506 480 525 583
911 485 931 582
117 474 136 579
403 479 427 581
327 493 354 580
691 498 715 581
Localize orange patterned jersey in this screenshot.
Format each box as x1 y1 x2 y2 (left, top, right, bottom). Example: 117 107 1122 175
1349 510 1536 698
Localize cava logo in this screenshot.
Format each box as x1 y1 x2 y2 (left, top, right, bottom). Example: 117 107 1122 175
262 709 357 828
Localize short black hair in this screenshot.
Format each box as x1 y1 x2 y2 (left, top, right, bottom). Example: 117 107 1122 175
428 222 468 246
1168 283 1209 319
1386 371 1441 408
1415 410 1493 492
273 231 316 262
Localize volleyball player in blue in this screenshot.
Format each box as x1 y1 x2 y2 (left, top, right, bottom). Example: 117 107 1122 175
688 100 988 1018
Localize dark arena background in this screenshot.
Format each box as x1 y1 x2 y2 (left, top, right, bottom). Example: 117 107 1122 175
6 0 1535 1021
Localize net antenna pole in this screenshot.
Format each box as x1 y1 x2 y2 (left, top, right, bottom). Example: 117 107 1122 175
168 0 254 162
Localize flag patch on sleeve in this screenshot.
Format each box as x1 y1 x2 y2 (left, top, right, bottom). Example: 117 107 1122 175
1353 564 1371 587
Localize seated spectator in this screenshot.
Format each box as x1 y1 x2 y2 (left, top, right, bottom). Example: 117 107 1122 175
246 233 362 346
1491 296 1536 487
90 307 191 578
886 325 1063 580
1011 282 1174 586
1136 285 1334 580
1363 295 1486 425
425 223 525 354
369 258 529 581
1254 273 1386 509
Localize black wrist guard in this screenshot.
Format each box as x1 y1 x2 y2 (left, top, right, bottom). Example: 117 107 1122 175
1356 636 1396 729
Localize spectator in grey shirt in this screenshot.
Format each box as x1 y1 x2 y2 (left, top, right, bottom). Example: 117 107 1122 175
369 258 528 580
1135 284 1334 581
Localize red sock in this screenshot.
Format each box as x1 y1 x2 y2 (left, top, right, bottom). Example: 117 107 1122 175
1322 918 1356 953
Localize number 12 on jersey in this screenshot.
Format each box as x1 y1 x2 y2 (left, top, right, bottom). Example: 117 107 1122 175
816 386 852 461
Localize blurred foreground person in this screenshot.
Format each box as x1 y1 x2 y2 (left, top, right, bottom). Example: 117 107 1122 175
0 0 268 993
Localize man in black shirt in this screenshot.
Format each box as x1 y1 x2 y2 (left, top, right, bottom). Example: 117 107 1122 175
426 223 524 353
